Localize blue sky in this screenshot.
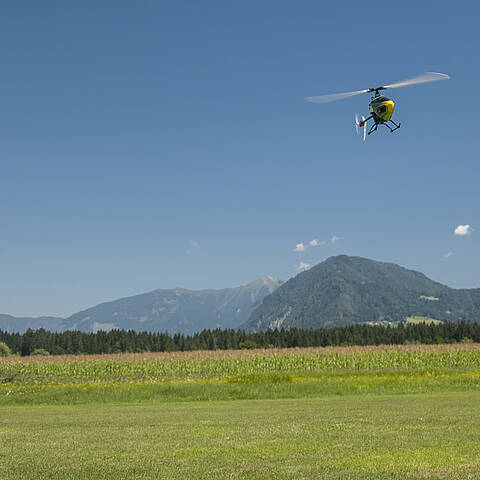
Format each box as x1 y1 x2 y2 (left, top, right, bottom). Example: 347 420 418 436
0 1 479 317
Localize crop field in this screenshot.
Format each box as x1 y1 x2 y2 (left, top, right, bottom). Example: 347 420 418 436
2 343 480 404
2 344 480 479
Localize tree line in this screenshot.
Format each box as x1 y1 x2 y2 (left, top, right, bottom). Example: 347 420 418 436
0 321 479 356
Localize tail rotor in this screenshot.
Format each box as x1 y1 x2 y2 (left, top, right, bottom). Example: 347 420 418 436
355 114 367 141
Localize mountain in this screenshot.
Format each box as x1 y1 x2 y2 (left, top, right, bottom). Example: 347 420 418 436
56 275 283 334
242 255 480 332
0 314 64 334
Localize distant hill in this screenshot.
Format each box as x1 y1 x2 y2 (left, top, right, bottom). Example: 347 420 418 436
242 255 480 332
57 275 283 335
0 314 63 334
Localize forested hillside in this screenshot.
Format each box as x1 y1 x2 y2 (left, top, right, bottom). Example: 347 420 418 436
244 256 480 331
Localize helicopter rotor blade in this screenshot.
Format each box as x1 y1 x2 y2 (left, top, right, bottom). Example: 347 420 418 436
382 72 450 90
305 88 369 103
362 116 366 141
306 72 449 104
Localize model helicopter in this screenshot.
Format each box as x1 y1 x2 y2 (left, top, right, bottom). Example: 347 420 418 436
305 72 450 140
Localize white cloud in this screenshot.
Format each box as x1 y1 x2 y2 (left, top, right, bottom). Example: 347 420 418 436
186 240 199 255
294 243 306 252
454 225 472 236
331 235 343 243
295 262 310 271
309 239 325 247
444 251 453 258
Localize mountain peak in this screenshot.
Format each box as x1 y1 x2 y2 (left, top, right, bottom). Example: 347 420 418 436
246 275 283 289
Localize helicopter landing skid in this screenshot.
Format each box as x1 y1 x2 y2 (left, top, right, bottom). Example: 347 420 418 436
367 120 401 135
386 120 401 133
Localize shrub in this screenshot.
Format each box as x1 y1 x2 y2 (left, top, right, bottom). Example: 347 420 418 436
31 348 50 356
0 341 12 357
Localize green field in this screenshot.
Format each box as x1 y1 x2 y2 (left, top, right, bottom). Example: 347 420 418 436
405 316 443 325
2 345 480 479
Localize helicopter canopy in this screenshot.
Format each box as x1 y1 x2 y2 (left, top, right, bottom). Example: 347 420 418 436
304 72 449 104
371 96 390 103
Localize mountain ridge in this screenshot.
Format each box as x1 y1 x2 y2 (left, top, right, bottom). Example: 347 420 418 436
4 256 480 335
0 275 283 334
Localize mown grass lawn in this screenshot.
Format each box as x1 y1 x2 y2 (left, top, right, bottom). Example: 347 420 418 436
1 392 480 480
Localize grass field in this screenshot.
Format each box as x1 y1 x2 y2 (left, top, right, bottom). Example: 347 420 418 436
2 393 480 479
2 344 480 479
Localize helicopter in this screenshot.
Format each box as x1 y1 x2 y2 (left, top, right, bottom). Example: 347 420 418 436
305 72 450 140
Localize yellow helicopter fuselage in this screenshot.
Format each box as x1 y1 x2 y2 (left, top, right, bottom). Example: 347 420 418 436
369 95 394 122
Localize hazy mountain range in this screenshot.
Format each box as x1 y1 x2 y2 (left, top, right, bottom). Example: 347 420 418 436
0 276 283 334
243 255 480 331
3 255 480 335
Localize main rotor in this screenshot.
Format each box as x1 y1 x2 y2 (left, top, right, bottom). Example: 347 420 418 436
304 72 450 104
367 86 386 96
